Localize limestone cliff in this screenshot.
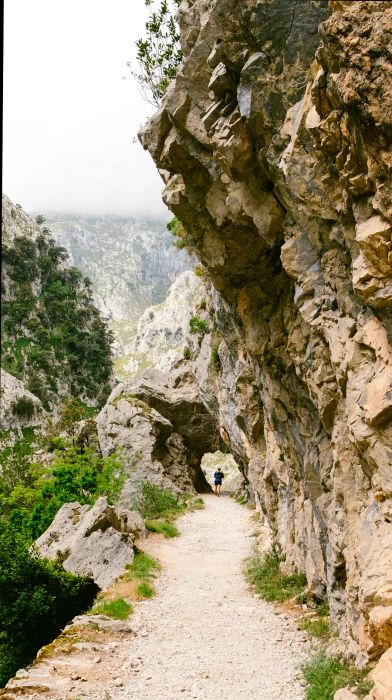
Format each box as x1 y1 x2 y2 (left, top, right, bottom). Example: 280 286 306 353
140 0 392 662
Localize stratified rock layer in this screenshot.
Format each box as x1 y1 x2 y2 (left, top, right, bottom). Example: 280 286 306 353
140 0 392 661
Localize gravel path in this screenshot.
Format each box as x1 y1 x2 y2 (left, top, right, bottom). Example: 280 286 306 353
113 494 308 699
3 494 310 700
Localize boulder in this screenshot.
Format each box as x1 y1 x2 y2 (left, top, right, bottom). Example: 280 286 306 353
35 496 146 589
368 647 392 700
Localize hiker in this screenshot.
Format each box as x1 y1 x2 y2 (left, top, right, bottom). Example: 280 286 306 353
213 467 224 496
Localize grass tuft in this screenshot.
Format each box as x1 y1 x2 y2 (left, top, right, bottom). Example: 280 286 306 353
137 582 154 598
145 519 179 538
316 601 330 616
245 551 307 602
300 618 330 638
302 652 373 700
127 551 160 580
90 598 133 620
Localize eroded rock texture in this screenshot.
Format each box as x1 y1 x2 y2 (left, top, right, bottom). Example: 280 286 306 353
96 368 213 504
140 0 392 661
36 496 146 589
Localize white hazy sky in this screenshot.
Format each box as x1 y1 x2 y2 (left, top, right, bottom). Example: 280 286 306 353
3 0 168 218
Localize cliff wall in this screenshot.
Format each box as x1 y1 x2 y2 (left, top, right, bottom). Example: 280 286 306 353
140 0 392 662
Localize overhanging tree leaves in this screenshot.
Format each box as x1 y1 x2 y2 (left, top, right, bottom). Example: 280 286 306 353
131 0 182 106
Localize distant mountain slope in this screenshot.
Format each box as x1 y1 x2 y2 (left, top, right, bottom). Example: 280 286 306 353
1 195 112 409
46 215 192 323
120 271 204 377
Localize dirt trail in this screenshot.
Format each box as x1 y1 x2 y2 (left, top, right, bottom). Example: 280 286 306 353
113 494 309 699
3 495 310 700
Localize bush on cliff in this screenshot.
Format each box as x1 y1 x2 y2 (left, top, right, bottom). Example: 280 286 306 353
2 230 113 409
132 0 182 106
0 524 98 687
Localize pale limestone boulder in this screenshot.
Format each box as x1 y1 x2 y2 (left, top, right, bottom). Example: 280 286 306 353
35 496 146 589
334 689 357 700
368 647 392 700
0 368 44 430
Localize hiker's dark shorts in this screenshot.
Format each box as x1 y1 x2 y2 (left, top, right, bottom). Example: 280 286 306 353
214 480 222 485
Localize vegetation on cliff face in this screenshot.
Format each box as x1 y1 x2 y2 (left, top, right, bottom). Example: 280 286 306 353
132 0 182 105
1 199 113 410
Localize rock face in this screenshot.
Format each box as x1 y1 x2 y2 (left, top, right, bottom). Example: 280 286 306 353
35 496 146 589
47 214 192 322
140 0 392 662
0 368 43 430
96 368 213 505
123 271 203 376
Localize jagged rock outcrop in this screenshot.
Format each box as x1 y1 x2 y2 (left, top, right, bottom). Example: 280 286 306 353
35 496 146 589
123 271 203 376
140 0 392 662
96 368 214 504
0 368 43 431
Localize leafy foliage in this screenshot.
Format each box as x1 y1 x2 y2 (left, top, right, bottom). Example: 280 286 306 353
1 229 113 409
0 433 127 542
167 216 192 250
0 525 98 687
11 396 36 419
131 0 182 106
189 316 209 336
299 618 330 638
210 345 221 371
134 481 181 519
245 551 307 602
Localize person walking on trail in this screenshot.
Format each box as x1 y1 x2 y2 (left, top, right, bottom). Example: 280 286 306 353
214 467 224 496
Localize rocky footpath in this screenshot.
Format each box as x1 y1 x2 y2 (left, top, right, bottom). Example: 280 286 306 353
140 0 392 665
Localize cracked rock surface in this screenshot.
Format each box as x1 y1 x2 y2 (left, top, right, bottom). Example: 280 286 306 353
140 0 392 662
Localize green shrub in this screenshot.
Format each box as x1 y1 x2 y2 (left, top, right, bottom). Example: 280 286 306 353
145 519 179 538
245 551 307 602
302 652 373 700
2 230 113 410
136 482 181 519
11 396 36 419
183 346 192 360
90 598 133 620
0 524 98 687
189 316 209 336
